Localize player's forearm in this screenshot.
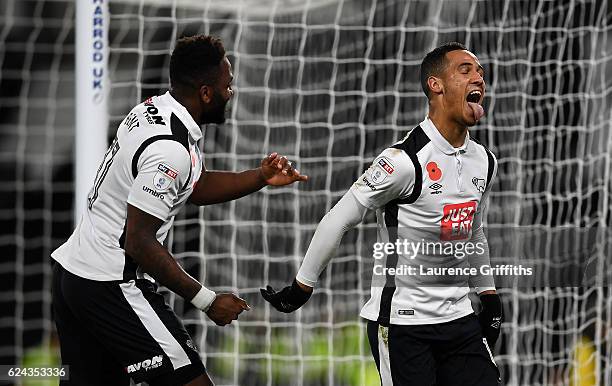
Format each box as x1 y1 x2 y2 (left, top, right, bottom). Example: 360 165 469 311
296 217 346 287
296 192 367 287
467 227 496 293
125 237 202 300
189 169 266 205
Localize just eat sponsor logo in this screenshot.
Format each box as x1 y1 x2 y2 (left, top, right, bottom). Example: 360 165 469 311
440 201 477 241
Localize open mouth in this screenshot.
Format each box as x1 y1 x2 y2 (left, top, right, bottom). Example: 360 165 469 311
466 90 482 104
466 90 484 121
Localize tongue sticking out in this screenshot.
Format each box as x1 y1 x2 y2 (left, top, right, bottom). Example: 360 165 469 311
468 102 485 121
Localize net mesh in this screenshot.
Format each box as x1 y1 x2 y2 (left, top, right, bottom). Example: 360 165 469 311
0 0 75 372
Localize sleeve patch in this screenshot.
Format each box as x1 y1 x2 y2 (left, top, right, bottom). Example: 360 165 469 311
370 165 387 185
370 156 395 185
377 157 395 174
153 163 178 191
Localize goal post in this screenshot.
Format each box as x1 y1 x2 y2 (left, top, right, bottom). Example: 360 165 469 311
75 0 109 223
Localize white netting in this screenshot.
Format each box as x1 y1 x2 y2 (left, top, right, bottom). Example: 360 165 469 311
0 0 75 375
2 0 611 385
105 1 612 385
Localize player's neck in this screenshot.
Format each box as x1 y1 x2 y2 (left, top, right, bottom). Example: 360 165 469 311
170 89 203 125
428 109 468 148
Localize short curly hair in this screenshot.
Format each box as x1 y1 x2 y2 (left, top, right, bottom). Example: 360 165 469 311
420 42 467 99
169 35 226 89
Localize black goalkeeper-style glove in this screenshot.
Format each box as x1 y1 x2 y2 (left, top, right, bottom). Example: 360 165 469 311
478 293 503 348
260 279 312 313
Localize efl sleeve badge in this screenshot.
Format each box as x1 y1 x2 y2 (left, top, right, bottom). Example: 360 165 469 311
153 163 178 191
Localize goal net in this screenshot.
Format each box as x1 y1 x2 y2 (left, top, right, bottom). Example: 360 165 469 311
3 0 611 385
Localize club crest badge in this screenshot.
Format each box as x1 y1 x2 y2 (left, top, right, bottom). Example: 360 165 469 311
370 157 394 185
472 177 486 193
370 166 387 184
154 175 171 191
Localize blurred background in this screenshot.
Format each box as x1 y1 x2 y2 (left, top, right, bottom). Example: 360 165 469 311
0 0 611 385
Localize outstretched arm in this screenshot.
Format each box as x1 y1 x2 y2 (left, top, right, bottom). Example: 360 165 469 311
296 192 369 288
261 192 368 312
189 152 308 206
261 147 415 313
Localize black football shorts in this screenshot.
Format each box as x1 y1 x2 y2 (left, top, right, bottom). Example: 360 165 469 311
367 313 501 386
52 262 206 386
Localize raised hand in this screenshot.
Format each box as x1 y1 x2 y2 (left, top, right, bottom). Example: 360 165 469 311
260 152 308 186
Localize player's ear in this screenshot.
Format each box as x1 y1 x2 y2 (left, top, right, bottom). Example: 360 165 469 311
427 76 443 95
199 84 213 104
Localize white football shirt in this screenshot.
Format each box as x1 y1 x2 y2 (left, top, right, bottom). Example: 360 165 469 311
353 117 497 325
52 92 203 281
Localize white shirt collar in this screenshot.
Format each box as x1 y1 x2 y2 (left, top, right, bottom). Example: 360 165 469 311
159 91 203 142
420 116 470 155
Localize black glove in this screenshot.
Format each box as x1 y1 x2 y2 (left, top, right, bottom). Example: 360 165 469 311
260 279 312 313
478 293 503 348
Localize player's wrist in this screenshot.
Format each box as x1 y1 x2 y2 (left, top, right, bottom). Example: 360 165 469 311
480 293 501 304
478 289 497 296
295 278 313 293
191 285 217 312
479 293 502 317
256 167 269 186
288 279 312 304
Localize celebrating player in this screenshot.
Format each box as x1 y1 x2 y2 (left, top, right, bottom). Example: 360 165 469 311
51 35 307 386
262 42 502 385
